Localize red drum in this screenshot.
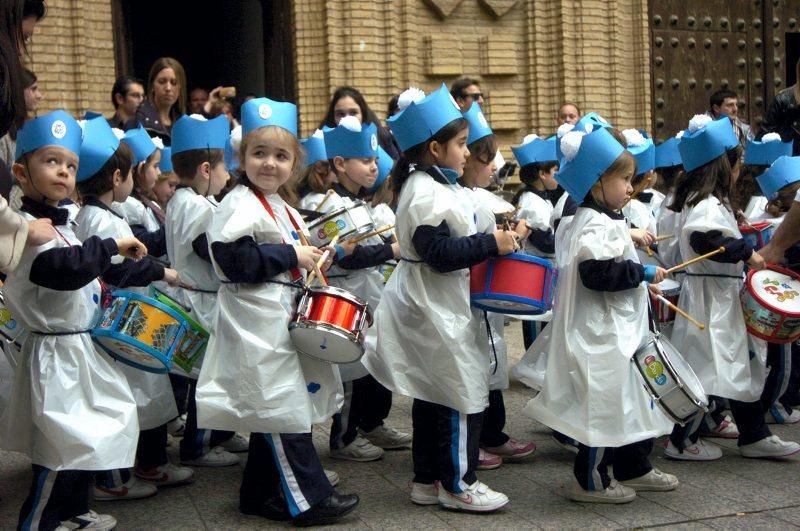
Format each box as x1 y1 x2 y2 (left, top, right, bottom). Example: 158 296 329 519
289 286 373 363
739 221 774 251
652 278 681 325
741 265 800 343
470 253 557 315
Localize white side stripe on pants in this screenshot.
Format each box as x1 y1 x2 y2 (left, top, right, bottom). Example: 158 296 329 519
270 434 312 513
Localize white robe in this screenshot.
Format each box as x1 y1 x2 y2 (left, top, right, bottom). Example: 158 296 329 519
522 206 672 447
517 190 554 258
196 184 342 433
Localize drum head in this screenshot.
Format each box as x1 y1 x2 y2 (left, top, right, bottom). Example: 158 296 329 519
656 335 707 406
748 266 800 317
92 332 169 373
654 278 681 295
471 296 548 315
289 322 364 364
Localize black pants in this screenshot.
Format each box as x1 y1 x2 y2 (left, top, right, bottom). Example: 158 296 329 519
522 320 547 350
780 341 800 406
330 374 392 449
18 466 90 531
411 398 482 493
180 383 234 460
763 342 794 419
480 390 510 448
169 373 191 416
671 397 771 449
240 433 333 518
95 423 168 488
573 439 653 491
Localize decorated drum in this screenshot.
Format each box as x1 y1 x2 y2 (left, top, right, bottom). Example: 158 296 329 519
741 265 800 343
652 278 681 325
378 260 397 284
307 201 375 247
0 291 28 349
92 290 188 373
470 253 557 315
739 221 774 251
151 287 209 375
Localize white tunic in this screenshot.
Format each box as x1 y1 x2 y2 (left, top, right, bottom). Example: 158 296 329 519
299 191 328 212
0 211 138 470
517 190 554 258
114 194 161 233
522 206 672 447
196 184 342 433
74 204 177 430
363 170 490 414
670 196 767 402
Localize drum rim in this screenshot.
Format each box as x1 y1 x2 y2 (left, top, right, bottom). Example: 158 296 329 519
306 206 350 228
744 264 800 318
288 320 365 363
471 293 549 315
738 220 773 234
91 329 171 373
496 252 555 268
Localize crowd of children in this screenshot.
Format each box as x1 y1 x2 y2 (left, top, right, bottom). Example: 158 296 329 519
1 77 800 529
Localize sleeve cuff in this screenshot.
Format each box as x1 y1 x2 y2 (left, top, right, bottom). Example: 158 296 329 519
482 232 500 257
102 237 119 256
642 264 656 283
335 244 345 261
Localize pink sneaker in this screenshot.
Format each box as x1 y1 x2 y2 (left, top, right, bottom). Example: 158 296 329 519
483 438 536 460
698 416 739 439
477 448 502 470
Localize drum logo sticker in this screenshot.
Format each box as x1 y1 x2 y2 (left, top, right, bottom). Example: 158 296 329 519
0 308 16 330
761 277 799 303
318 220 346 240
644 355 666 385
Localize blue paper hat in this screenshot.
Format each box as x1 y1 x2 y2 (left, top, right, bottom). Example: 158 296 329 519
463 102 493 145
388 84 464 152
512 135 557 167
241 97 298 137
15 110 82 161
122 124 157 165
556 112 612 161
171 115 229 155
655 137 682 168
367 146 394 193
678 117 739 172
555 128 626 201
159 146 173 172
624 134 655 176
744 137 793 166
83 111 104 120
756 156 800 200
300 132 327 167
323 121 379 160
77 117 121 182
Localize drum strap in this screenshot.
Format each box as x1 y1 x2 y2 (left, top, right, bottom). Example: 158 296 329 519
400 257 423 263
221 279 303 289
251 189 302 282
685 273 742 279
29 329 91 336
482 311 499 375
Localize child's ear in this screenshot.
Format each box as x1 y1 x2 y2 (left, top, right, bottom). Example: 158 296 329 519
332 156 346 174
428 140 442 161
11 162 28 185
112 168 123 185
199 161 211 179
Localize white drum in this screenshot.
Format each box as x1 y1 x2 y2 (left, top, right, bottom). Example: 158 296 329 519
307 201 375 247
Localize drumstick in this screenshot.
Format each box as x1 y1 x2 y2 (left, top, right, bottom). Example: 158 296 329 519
654 234 674 242
314 189 335 212
296 230 328 287
655 294 705 330
621 179 651 208
348 224 396 244
305 234 339 287
666 246 726 274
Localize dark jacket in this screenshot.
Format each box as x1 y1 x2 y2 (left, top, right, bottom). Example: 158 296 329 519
760 87 800 156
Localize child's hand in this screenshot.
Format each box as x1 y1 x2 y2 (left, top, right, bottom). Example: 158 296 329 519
162 267 182 287
514 219 532 241
747 251 767 271
116 237 147 260
318 246 336 272
630 228 655 247
494 229 519 255
651 267 667 284
337 238 357 256
391 241 400 260
648 283 663 297
26 218 55 246
295 245 324 271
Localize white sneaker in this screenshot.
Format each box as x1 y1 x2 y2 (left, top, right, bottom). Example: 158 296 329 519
167 414 186 437
135 461 195 487
619 468 679 492
219 433 250 453
698 415 739 439
93 476 157 501
409 482 439 505
325 469 340 487
56 510 117 530
359 424 412 449
569 479 636 504
766 406 800 424
437 480 509 512
330 435 384 462
664 439 722 461
181 446 240 467
740 435 800 459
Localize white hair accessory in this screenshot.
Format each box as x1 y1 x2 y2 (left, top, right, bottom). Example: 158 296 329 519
622 128 646 147
398 87 425 112
229 125 242 152
151 137 164 150
189 114 208 122
560 130 586 162
77 120 87 132
557 122 575 138
311 128 324 139
687 114 713 133
338 115 362 132
493 149 505 169
761 132 783 143
522 133 540 145
676 130 685 139
110 127 125 140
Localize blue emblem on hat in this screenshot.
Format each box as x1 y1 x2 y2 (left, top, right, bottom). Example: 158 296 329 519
655 137 682 169
77 117 121 182
171 115 229 155
323 120 379 160
241 97 298 137
159 146 173 172
366 146 395 193
388 84 464 152
15 110 82 161
757 156 800 200
744 135 793 166
678 116 739 172
301 131 327 167
122 124 157 165
555 128 625 201
463 102 493 145
511 135 557 167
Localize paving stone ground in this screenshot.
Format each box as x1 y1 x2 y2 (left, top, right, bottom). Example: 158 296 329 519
2 320 800 529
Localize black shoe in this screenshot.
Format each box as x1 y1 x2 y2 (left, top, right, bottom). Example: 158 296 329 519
240 496 291 521
292 491 359 527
